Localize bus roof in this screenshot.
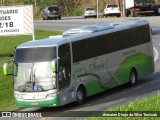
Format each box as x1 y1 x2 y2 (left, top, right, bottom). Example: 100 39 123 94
17 19 150 49
16 36 67 49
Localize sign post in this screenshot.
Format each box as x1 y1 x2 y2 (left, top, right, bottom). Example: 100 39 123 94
0 5 35 40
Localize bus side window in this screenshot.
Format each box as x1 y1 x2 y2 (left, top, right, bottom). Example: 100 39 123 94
58 43 71 90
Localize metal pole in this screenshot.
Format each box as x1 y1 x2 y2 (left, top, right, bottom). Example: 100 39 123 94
123 0 125 20
35 0 37 9
31 5 35 41
96 0 98 24
2 0 4 6
35 0 37 19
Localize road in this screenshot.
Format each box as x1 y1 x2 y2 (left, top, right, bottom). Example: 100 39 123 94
1 16 160 120
34 16 160 31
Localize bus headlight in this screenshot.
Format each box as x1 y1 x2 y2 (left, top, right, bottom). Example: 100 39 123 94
14 92 22 99
46 92 58 98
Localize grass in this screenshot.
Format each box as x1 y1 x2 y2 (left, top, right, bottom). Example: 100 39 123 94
86 92 160 120
109 93 160 111
0 30 62 111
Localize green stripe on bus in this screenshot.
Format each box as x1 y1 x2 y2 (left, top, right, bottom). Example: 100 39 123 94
15 95 60 107
116 53 154 83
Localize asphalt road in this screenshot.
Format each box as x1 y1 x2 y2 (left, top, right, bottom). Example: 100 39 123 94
34 16 160 31
1 16 160 120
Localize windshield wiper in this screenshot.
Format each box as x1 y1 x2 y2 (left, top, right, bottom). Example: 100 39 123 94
33 68 36 85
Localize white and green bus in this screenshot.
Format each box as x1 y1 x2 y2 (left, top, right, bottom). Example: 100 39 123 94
3 19 154 107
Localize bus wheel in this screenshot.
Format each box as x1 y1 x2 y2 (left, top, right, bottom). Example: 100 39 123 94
75 87 85 105
129 69 137 86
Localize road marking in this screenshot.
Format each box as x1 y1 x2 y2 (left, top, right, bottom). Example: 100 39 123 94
153 47 158 62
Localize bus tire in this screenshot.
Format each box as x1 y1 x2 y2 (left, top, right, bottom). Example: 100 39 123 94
75 86 85 105
128 69 137 87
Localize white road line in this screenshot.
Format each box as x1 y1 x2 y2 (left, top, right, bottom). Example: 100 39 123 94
153 47 158 62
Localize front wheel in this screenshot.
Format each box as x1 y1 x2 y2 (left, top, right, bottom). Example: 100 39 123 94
128 69 137 86
75 87 85 105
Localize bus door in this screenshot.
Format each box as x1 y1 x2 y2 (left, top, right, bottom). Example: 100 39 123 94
58 44 73 105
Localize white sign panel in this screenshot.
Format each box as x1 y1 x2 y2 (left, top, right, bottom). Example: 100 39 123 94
0 5 33 36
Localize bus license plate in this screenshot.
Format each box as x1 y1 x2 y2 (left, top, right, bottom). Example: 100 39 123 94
31 102 38 105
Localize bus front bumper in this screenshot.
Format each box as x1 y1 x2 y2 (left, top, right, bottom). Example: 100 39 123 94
15 95 60 108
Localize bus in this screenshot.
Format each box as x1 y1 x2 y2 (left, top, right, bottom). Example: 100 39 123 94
3 19 154 107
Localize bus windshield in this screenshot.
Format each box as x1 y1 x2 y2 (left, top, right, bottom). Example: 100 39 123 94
15 47 57 63
14 47 57 92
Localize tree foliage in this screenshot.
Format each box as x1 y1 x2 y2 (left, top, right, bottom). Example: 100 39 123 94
2 0 159 19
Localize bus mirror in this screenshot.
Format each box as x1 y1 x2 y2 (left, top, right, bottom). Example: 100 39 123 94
51 61 56 72
3 59 13 75
51 57 60 73
3 63 8 75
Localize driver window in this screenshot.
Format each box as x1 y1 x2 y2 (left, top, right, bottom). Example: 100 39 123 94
58 43 71 90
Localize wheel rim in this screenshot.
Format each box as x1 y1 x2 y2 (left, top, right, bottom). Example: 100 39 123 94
131 73 136 84
77 91 83 101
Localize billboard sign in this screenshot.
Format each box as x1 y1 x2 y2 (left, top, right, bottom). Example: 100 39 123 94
0 5 34 36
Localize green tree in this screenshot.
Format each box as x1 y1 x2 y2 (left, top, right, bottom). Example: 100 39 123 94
0 0 117 18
